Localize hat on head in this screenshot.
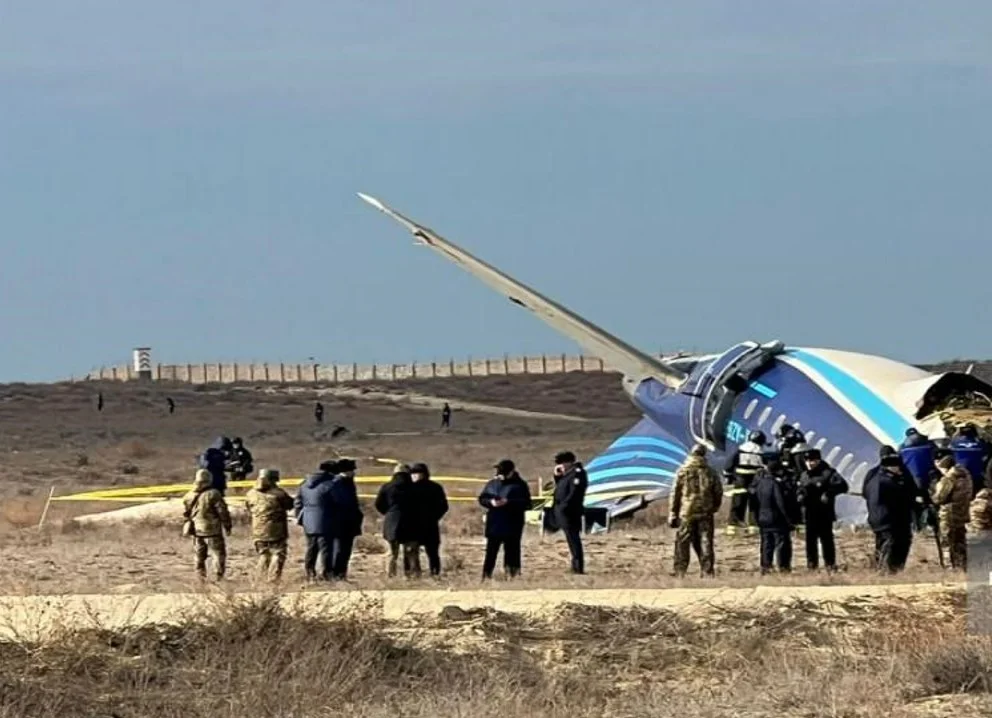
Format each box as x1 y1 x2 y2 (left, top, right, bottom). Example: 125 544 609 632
804 448 821 461
554 450 576 464
879 445 897 459
690 443 707 457
194 469 212 488
410 462 430 477
336 458 357 472
319 460 338 473
937 455 956 471
259 468 280 482
494 459 515 475
393 462 411 475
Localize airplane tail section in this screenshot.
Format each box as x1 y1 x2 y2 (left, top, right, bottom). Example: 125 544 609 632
582 417 690 518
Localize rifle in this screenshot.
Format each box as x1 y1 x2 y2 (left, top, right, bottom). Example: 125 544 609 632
926 506 945 568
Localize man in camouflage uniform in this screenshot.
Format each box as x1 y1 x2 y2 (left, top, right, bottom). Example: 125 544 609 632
970 488 992 535
244 468 295 581
182 469 233 580
931 455 972 570
668 444 723 577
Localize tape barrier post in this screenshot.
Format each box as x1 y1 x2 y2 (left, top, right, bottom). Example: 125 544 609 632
37 485 56 530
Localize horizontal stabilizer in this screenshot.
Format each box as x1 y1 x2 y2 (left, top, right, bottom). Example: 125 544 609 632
358 193 688 389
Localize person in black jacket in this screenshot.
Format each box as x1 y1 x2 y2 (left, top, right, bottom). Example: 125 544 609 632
544 451 588 574
375 464 420 578
754 454 799 574
863 446 920 573
797 449 849 571
410 462 449 577
294 460 338 581
479 459 532 579
327 459 363 580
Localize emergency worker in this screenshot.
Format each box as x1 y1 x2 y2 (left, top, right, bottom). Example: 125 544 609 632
951 423 989 495
931 455 972 570
667 444 723 577
479 459 532 579
863 447 918 573
899 428 936 494
182 469 232 580
376 464 420 578
723 430 766 535
410 462 449 577
326 459 363 579
753 454 799 574
547 451 588 574
244 468 294 581
797 449 849 571
295 461 338 581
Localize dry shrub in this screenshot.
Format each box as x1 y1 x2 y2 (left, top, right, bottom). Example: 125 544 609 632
355 534 388 555
122 440 156 460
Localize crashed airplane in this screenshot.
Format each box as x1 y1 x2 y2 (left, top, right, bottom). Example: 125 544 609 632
359 193 992 526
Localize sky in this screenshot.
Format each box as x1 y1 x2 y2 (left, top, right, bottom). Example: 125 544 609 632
1 1 991 382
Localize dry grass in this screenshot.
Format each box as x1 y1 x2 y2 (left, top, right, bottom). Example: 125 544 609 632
0 590 990 717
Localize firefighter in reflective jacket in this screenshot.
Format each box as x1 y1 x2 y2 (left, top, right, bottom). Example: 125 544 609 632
723 430 767 535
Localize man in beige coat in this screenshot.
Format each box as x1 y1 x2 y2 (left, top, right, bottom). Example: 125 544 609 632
182 469 233 580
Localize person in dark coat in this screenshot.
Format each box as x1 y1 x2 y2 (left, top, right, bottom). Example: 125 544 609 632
546 451 588 574
863 446 920 573
228 437 254 481
797 448 849 571
410 462 449 577
754 454 799 574
314 401 324 424
375 464 420 577
198 437 232 495
294 460 338 581
479 459 532 579
327 459 363 579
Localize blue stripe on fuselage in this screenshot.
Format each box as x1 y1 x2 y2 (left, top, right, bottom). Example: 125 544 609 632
785 349 910 444
587 450 682 470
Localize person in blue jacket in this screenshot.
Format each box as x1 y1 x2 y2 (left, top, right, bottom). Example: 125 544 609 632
899 428 936 493
198 437 232 495
950 423 988 496
294 460 338 581
478 459 532 579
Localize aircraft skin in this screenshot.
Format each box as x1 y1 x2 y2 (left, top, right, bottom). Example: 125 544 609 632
358 193 992 526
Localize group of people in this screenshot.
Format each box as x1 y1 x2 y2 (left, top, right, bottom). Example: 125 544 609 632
180 446 589 582
196 436 254 494
673 422 992 577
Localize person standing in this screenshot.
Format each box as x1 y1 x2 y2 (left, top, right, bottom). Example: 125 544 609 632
753 455 798 574
244 468 294 582
182 469 232 580
951 423 989 495
547 450 588 574
863 446 919 573
478 459 532 579
375 464 420 578
295 461 338 581
167 397 176 415
199 437 232 495
722 431 767 535
228 437 254 482
315 401 325 424
410 462 449 577
667 444 723 577
327 459 364 580
441 403 451 429
931 455 973 570
797 449 849 571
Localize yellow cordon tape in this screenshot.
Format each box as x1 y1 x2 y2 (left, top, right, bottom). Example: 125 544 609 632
51 476 488 504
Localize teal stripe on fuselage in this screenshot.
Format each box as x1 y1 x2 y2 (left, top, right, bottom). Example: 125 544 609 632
786 349 910 444
587 466 675 482
608 436 687 456
587 450 683 470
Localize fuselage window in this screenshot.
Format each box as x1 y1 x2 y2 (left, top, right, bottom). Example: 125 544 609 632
837 453 855 473
770 414 787 436
850 462 870 490
757 407 773 427
814 437 828 451
744 399 760 420
826 446 842 464
804 431 816 444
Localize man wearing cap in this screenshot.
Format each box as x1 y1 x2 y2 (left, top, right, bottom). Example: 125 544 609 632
667 444 723 577
244 468 295 582
547 450 588 575
862 446 920 573
327 459 364 580
796 448 848 571
376 463 420 578
410 462 449 577
478 459 532 579
295 460 339 581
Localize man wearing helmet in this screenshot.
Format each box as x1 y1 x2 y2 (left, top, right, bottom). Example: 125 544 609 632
722 430 767 535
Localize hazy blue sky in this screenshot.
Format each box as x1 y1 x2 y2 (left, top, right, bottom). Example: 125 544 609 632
2 1 990 381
